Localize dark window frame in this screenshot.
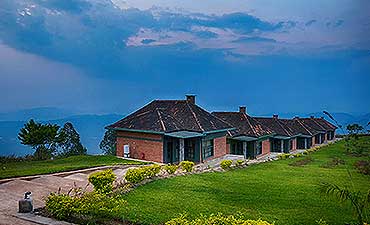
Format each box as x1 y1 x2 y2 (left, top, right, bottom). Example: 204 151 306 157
202 139 214 159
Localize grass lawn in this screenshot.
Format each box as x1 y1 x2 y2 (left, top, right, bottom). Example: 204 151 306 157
122 138 370 225
0 155 144 179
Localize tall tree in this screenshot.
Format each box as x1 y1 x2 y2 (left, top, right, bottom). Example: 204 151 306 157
100 129 116 155
18 119 61 160
58 122 87 156
347 124 364 135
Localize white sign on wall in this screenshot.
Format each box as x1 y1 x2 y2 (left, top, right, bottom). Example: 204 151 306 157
124 145 130 158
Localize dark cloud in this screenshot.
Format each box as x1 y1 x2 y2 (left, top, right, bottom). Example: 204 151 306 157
305 19 316 26
141 39 156 44
232 36 277 43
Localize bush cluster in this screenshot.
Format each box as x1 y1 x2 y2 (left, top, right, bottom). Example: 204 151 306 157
220 159 233 170
180 161 195 172
165 213 273 225
235 159 245 167
278 153 291 160
125 164 161 184
45 191 126 222
164 164 179 174
88 169 116 194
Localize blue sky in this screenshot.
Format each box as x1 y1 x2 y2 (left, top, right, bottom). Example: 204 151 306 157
0 0 369 116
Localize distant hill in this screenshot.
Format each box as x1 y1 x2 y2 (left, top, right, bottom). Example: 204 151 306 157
0 114 123 156
0 107 73 121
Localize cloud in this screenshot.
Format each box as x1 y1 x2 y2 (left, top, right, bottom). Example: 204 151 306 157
305 19 316 26
326 19 344 28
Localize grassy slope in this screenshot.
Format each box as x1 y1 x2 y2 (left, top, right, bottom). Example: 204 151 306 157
122 138 370 225
0 155 144 179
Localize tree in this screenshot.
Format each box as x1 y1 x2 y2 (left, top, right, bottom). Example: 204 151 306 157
320 182 370 224
58 122 87 156
347 124 364 135
100 129 116 155
18 119 61 160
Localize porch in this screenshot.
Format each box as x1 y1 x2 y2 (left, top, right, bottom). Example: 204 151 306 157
270 136 291 153
162 130 227 164
228 136 258 159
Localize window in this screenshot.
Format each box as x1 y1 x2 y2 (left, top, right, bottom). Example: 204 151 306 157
202 139 214 159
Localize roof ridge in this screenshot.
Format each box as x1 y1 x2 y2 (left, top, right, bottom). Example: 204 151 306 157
186 102 204 132
310 117 327 130
276 119 293 136
296 119 313 135
242 113 257 136
155 108 166 131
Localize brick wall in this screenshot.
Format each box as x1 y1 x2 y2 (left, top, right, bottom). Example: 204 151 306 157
226 142 231 154
203 136 227 162
311 136 315 147
116 131 164 163
213 136 227 158
291 138 297 151
261 139 271 156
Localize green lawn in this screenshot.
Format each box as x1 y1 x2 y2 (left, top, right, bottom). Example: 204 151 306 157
122 138 370 225
0 155 144 179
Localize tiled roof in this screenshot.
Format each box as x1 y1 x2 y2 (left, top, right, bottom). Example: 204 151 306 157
279 118 313 136
253 117 294 137
107 100 233 133
297 118 327 134
212 112 273 138
313 118 337 131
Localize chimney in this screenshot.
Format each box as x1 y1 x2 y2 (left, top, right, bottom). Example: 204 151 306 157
239 106 246 114
273 114 279 119
186 94 196 104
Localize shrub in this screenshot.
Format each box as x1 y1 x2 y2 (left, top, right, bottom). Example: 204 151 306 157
354 160 370 175
180 161 195 172
293 153 303 158
164 164 178 174
142 164 161 178
88 169 116 194
45 191 127 222
125 164 161 184
125 168 145 184
220 160 233 170
165 213 273 225
235 159 244 167
45 193 76 220
278 153 291 160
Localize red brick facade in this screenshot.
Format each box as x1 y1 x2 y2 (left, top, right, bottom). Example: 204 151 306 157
261 139 271 156
291 138 297 151
213 136 227 158
311 136 315 147
116 131 163 163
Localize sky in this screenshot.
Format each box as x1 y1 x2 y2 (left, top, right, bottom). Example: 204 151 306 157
0 0 370 116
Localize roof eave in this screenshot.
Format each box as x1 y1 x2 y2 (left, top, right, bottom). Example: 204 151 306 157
106 127 165 135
